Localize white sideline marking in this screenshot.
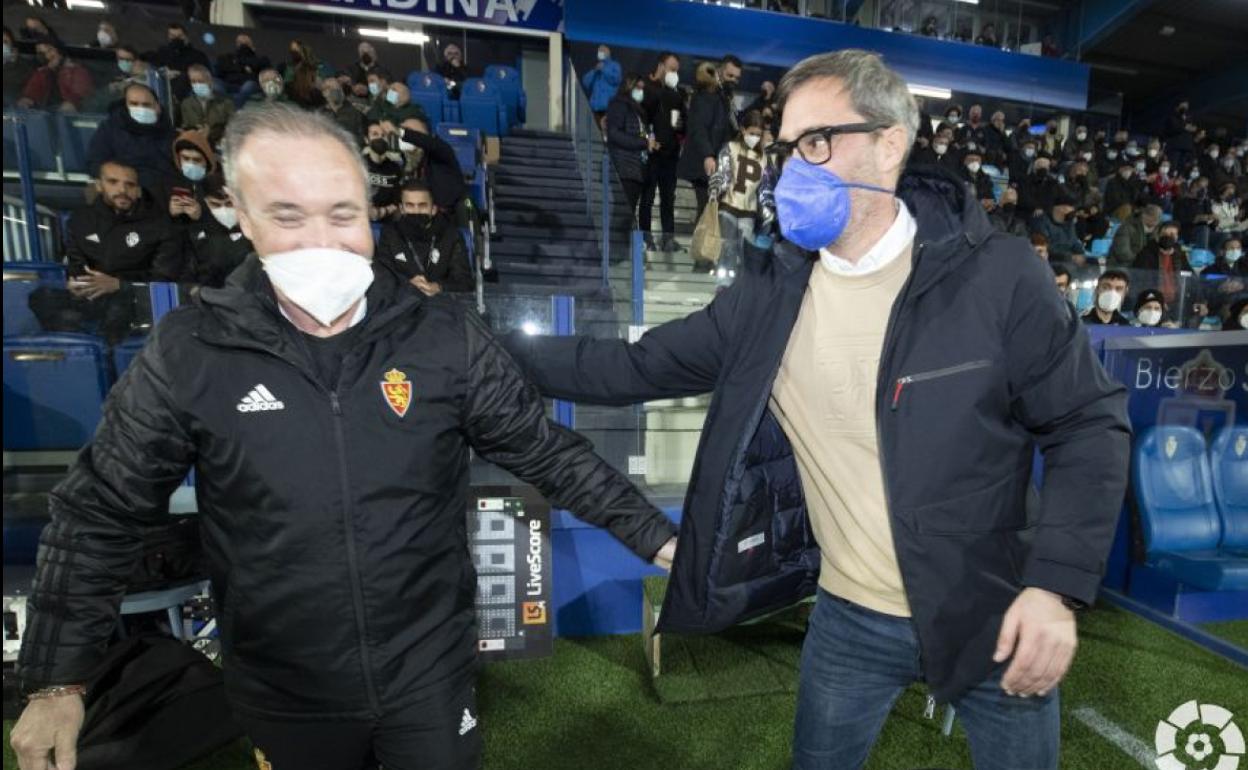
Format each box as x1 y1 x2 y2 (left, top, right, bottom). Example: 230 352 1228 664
1072 705 1153 768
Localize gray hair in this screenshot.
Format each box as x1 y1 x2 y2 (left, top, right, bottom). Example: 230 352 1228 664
221 102 369 208
777 49 920 148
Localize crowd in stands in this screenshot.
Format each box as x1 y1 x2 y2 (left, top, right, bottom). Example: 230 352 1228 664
5 14 481 342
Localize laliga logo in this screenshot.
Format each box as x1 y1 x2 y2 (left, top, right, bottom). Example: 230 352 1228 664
1155 701 1244 770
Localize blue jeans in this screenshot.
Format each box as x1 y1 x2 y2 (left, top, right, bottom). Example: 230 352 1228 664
792 589 1059 770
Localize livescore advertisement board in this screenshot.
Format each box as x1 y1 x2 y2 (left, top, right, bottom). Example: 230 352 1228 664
469 485 553 661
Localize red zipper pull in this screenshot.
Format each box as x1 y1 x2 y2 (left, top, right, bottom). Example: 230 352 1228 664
891 378 906 411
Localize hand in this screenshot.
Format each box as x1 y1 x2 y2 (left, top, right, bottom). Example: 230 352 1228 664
652 537 676 571
352 83 367 97
410 276 441 296
10 692 85 770
648 137 660 152
703 157 717 177
379 120 398 135
181 197 201 221
993 587 1077 697
69 269 122 301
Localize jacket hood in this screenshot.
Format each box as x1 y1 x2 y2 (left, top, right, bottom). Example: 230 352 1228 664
172 129 217 173
109 98 172 137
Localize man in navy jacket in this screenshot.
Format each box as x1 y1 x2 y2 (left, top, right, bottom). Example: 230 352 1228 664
508 50 1130 770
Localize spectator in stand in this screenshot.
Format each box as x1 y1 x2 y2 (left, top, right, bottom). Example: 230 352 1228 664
1029 232 1049 260
909 128 955 168
679 58 740 225
959 149 994 202
375 180 475 295
919 15 940 36
1211 149 1242 191
91 21 118 51
104 45 149 102
1210 181 1247 251
387 117 466 214
989 186 1029 237
283 40 328 110
1062 124 1094 163
958 104 988 153
369 82 427 125
912 96 934 149
1198 143 1224 182
707 109 771 281
746 80 777 119
641 51 686 254
18 41 94 112
1104 159 1144 219
1207 237 1246 278
1175 175 1217 250
361 70 390 113
364 121 404 223
349 42 387 97
187 173 252 289
87 83 177 191
1131 289 1173 328
1052 263 1072 295
218 33 270 108
1096 140 1121 179
320 79 365 143
1148 159 1181 210
1164 100 1197 171
1039 119 1062 156
3 27 34 109
1008 136 1038 186
1018 151 1061 217
1133 220 1192 307
583 44 622 127
153 130 218 227
984 110 1008 165
1224 298 1248 331
180 64 235 148
250 68 290 105
1143 138 1164 171
976 23 999 47
437 43 469 100
19 16 60 46
29 159 184 342
1082 270 1132 326
1109 203 1162 268
148 22 210 102
1041 34 1061 57
1030 191 1086 266
606 73 655 229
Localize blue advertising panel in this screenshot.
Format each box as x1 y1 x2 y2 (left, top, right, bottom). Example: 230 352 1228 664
280 0 564 32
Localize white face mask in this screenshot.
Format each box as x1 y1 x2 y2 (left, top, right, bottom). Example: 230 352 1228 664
966 161 981 174
1147 148 1158 158
97 30 113 47
1023 148 1036 159
1159 165 1170 176
1209 150 1220 159
1076 132 1087 141
209 205 237 229
261 248 374 327
1138 308 1162 327
1226 248 1243 263
663 71 679 89
744 134 761 150
933 143 948 156
597 50 607 61
631 88 645 103
1097 290 1123 313
1081 152 1093 161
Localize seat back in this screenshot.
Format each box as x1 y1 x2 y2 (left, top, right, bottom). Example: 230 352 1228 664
1210 425 1248 550
484 65 524 127
4 262 66 336
436 123 479 181
57 112 107 175
459 80 504 137
1133 425 1221 556
4 332 111 451
3 110 58 172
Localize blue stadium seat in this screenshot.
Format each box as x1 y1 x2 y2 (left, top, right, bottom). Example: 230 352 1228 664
3 262 66 336
113 334 149 379
459 78 508 137
1134 426 1248 591
1088 238 1111 259
484 64 526 127
3 111 58 173
436 123 480 181
1189 248 1216 270
1211 426 1248 553
56 112 107 176
3 332 111 451
406 71 447 133
460 226 475 272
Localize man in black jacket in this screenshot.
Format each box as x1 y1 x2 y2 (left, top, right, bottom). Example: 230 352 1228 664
375 180 474 294
11 103 675 770
29 159 185 342
217 33 270 107
187 173 252 288
506 50 1129 770
678 55 741 222
641 51 685 253
146 22 210 103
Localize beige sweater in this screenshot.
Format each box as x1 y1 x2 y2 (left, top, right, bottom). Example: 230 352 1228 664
770 242 914 617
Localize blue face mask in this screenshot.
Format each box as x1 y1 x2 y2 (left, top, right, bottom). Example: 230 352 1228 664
118 58 133 74
128 105 158 125
385 89 400 106
368 82 381 96
773 157 895 251
181 162 206 182
191 82 211 99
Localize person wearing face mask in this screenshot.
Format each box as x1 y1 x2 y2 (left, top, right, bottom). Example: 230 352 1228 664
1096 141 1120 179
909 128 956 169
179 64 234 147
988 185 1029 237
1108 203 1162 267
504 52 1129 770
87 82 177 191
319 78 365 143
1210 151 1243 192
958 149 994 202
10 103 678 770
1175 175 1217 250
1008 137 1038 185
90 21 118 50
282 39 332 107
582 44 622 126
28 159 185 343
1039 120 1062 156
367 82 428 126
1104 159 1145 219
983 110 1008 164
707 110 772 284
1062 124 1094 163
360 70 391 113
1018 151 1061 218
1210 182 1247 251
349 42 385 97
1133 221 1192 306
375 181 474 294
679 57 741 222
17 41 94 112
1148 159 1181 209
1221 297 1248 331
217 33 271 108
955 104 987 151
640 52 686 253
1131 289 1171 328
153 131 218 228
248 68 290 106
1082 270 1133 326
606 74 658 227
436 42 469 100
106 45 151 102
187 173 254 289
363 121 404 223
1207 238 1246 279
1164 100 1197 170
146 22 210 102
1030 191 1086 266
746 80 777 120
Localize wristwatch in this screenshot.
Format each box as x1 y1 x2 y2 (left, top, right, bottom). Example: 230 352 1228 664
1060 595 1088 612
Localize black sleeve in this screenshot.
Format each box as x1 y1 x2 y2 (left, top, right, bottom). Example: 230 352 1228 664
64 211 89 275
606 100 648 152
373 224 405 274
148 221 188 282
685 94 716 162
440 228 475 293
461 311 676 561
16 318 197 690
401 129 462 174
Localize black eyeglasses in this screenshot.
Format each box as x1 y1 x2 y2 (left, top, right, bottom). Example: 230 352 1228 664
765 122 891 166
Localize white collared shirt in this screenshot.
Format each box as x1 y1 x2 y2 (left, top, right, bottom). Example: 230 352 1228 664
819 199 917 276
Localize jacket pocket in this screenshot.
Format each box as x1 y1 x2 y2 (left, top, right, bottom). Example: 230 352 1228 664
896 470 1029 535
890 359 993 411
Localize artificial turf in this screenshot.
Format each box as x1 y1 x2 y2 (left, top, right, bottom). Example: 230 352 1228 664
4 604 1246 770
1199 619 1248 650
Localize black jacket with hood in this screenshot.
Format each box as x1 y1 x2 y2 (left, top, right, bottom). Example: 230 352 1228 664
506 166 1131 703
17 258 676 719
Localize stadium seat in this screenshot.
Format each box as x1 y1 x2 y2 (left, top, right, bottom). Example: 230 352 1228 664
1188 248 1216 270
1134 426 1248 591
1088 238 1111 259
3 111 58 173
406 71 447 132
3 332 111 451
484 64 526 127
436 123 480 181
3 262 66 336
56 112 107 176
460 78 508 137
1211 426 1248 553
113 334 149 379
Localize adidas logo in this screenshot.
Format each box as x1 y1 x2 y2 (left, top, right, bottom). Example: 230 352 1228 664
86 233 100 243
458 707 477 736
236 384 285 413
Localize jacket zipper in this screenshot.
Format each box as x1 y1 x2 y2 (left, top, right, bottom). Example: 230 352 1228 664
328 389 382 712
890 359 993 411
